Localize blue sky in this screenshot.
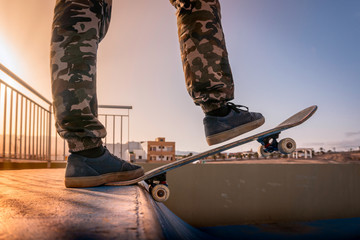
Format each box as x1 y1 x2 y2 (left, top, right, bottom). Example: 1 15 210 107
218 0 360 152
0 0 359 153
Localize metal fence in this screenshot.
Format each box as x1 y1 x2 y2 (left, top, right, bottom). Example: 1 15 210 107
98 105 131 159
0 79 52 160
0 63 131 163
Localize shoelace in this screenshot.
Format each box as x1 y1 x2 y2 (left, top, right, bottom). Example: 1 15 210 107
104 146 123 161
226 102 249 113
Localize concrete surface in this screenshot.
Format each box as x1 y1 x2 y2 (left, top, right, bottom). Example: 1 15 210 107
0 169 164 240
139 162 360 227
148 195 217 240
1 164 360 240
0 168 218 240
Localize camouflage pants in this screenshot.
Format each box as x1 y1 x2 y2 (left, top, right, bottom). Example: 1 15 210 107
51 0 111 152
170 0 234 112
51 0 233 152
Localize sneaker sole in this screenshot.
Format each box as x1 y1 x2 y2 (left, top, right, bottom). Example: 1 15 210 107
206 116 265 146
65 167 144 188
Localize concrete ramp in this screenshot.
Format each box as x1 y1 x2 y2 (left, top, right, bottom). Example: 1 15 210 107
2 167 359 240
141 184 216 240
0 168 215 240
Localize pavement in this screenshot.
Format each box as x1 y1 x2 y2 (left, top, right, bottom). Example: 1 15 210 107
0 168 165 239
0 168 217 240
1 168 360 240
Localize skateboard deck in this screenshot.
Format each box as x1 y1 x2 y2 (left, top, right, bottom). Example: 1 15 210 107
107 105 317 201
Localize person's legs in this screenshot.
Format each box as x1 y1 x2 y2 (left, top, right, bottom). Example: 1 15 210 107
170 0 234 113
51 0 143 187
51 0 111 152
170 0 264 145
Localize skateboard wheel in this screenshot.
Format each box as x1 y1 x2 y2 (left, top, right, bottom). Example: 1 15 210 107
258 145 271 158
151 184 170 202
278 138 296 154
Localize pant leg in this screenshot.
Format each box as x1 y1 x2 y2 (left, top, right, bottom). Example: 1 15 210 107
50 0 112 152
170 0 234 113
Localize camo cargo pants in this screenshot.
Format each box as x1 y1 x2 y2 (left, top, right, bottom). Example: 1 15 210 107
51 0 234 152
170 0 234 112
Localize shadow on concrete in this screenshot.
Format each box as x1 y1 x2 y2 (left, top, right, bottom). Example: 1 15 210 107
200 217 360 240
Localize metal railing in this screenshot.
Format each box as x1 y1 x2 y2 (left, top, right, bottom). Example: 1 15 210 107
99 105 131 159
0 63 131 163
0 79 52 160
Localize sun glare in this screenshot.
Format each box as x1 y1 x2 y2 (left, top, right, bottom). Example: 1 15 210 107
0 36 19 72
0 35 30 99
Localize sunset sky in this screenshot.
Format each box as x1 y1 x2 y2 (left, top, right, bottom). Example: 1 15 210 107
0 0 359 153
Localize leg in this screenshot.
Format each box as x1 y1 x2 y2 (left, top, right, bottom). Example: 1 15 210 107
170 0 265 145
51 0 143 187
51 0 111 152
170 0 234 113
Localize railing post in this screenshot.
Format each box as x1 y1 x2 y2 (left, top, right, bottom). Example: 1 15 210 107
128 109 130 159
9 89 13 160
47 105 52 168
2 86 7 158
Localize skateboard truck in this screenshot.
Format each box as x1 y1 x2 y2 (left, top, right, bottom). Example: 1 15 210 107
257 133 296 157
145 173 170 202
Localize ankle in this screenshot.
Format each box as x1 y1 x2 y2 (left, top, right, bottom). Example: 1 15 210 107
73 145 105 158
206 105 230 117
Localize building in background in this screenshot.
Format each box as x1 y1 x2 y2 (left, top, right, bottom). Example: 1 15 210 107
105 141 146 162
106 137 175 163
145 137 175 162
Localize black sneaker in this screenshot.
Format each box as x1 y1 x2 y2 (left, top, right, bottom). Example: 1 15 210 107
204 103 265 145
65 148 144 188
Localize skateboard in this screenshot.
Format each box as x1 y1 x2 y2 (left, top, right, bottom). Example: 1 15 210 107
107 105 318 202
